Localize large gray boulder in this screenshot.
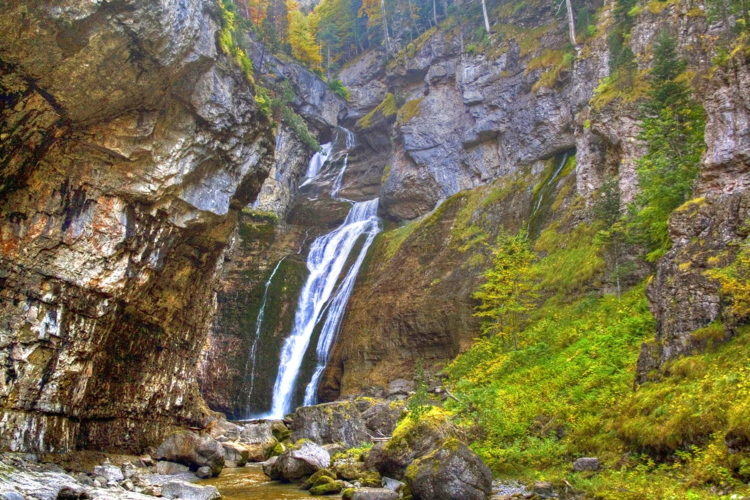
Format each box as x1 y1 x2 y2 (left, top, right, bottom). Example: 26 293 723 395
222 442 250 467
161 481 221 500
573 457 600 471
155 461 190 475
405 440 492 500
291 401 370 448
361 400 406 438
208 419 242 442
365 413 461 480
92 464 124 484
261 456 279 480
154 431 225 477
239 421 281 462
272 440 331 481
239 421 276 445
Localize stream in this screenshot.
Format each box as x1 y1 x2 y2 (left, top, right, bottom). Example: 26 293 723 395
201 465 343 500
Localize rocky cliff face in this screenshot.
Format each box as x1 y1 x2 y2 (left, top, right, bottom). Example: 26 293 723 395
324 0 750 394
319 173 542 398
0 0 274 452
639 54 750 379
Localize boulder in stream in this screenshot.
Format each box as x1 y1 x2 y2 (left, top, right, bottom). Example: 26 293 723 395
291 401 369 448
271 440 331 481
155 461 190 475
154 431 225 477
161 480 221 500
221 442 250 467
239 421 279 460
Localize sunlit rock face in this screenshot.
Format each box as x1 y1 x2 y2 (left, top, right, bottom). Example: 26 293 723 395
0 0 274 453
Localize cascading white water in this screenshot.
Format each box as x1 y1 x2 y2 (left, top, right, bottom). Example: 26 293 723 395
300 142 333 187
268 199 381 417
243 257 285 418
341 127 356 150
302 204 380 405
331 154 348 198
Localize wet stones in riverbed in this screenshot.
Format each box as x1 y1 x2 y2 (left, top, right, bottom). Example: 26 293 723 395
0 452 187 499
301 468 336 489
154 430 225 477
309 480 345 495
195 466 213 479
301 469 347 495
342 488 398 500
155 461 190 475
161 480 221 500
92 464 124 484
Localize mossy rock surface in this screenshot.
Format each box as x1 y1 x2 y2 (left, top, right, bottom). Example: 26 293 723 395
365 408 461 479
310 480 344 495
302 468 336 490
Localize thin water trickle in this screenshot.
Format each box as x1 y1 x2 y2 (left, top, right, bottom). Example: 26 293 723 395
268 199 380 417
532 152 570 216
330 154 348 198
243 258 285 418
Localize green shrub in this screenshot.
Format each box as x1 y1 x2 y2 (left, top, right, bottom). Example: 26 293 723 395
328 79 351 100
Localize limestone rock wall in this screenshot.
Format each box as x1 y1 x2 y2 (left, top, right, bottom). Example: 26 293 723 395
328 0 750 393
638 54 750 379
0 0 274 452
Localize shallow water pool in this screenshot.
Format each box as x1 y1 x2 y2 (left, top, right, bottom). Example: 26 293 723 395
200 464 342 500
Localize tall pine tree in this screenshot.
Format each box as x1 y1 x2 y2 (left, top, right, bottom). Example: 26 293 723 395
629 31 705 260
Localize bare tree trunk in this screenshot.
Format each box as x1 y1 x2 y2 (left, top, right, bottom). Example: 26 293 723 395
326 45 331 81
258 42 267 75
457 0 464 51
565 0 577 46
380 0 391 54
433 0 438 26
481 0 491 36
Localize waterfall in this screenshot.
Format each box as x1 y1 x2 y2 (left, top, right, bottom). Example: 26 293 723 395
331 154 349 198
302 205 380 405
340 127 356 150
268 199 381 417
300 142 333 187
244 257 285 418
